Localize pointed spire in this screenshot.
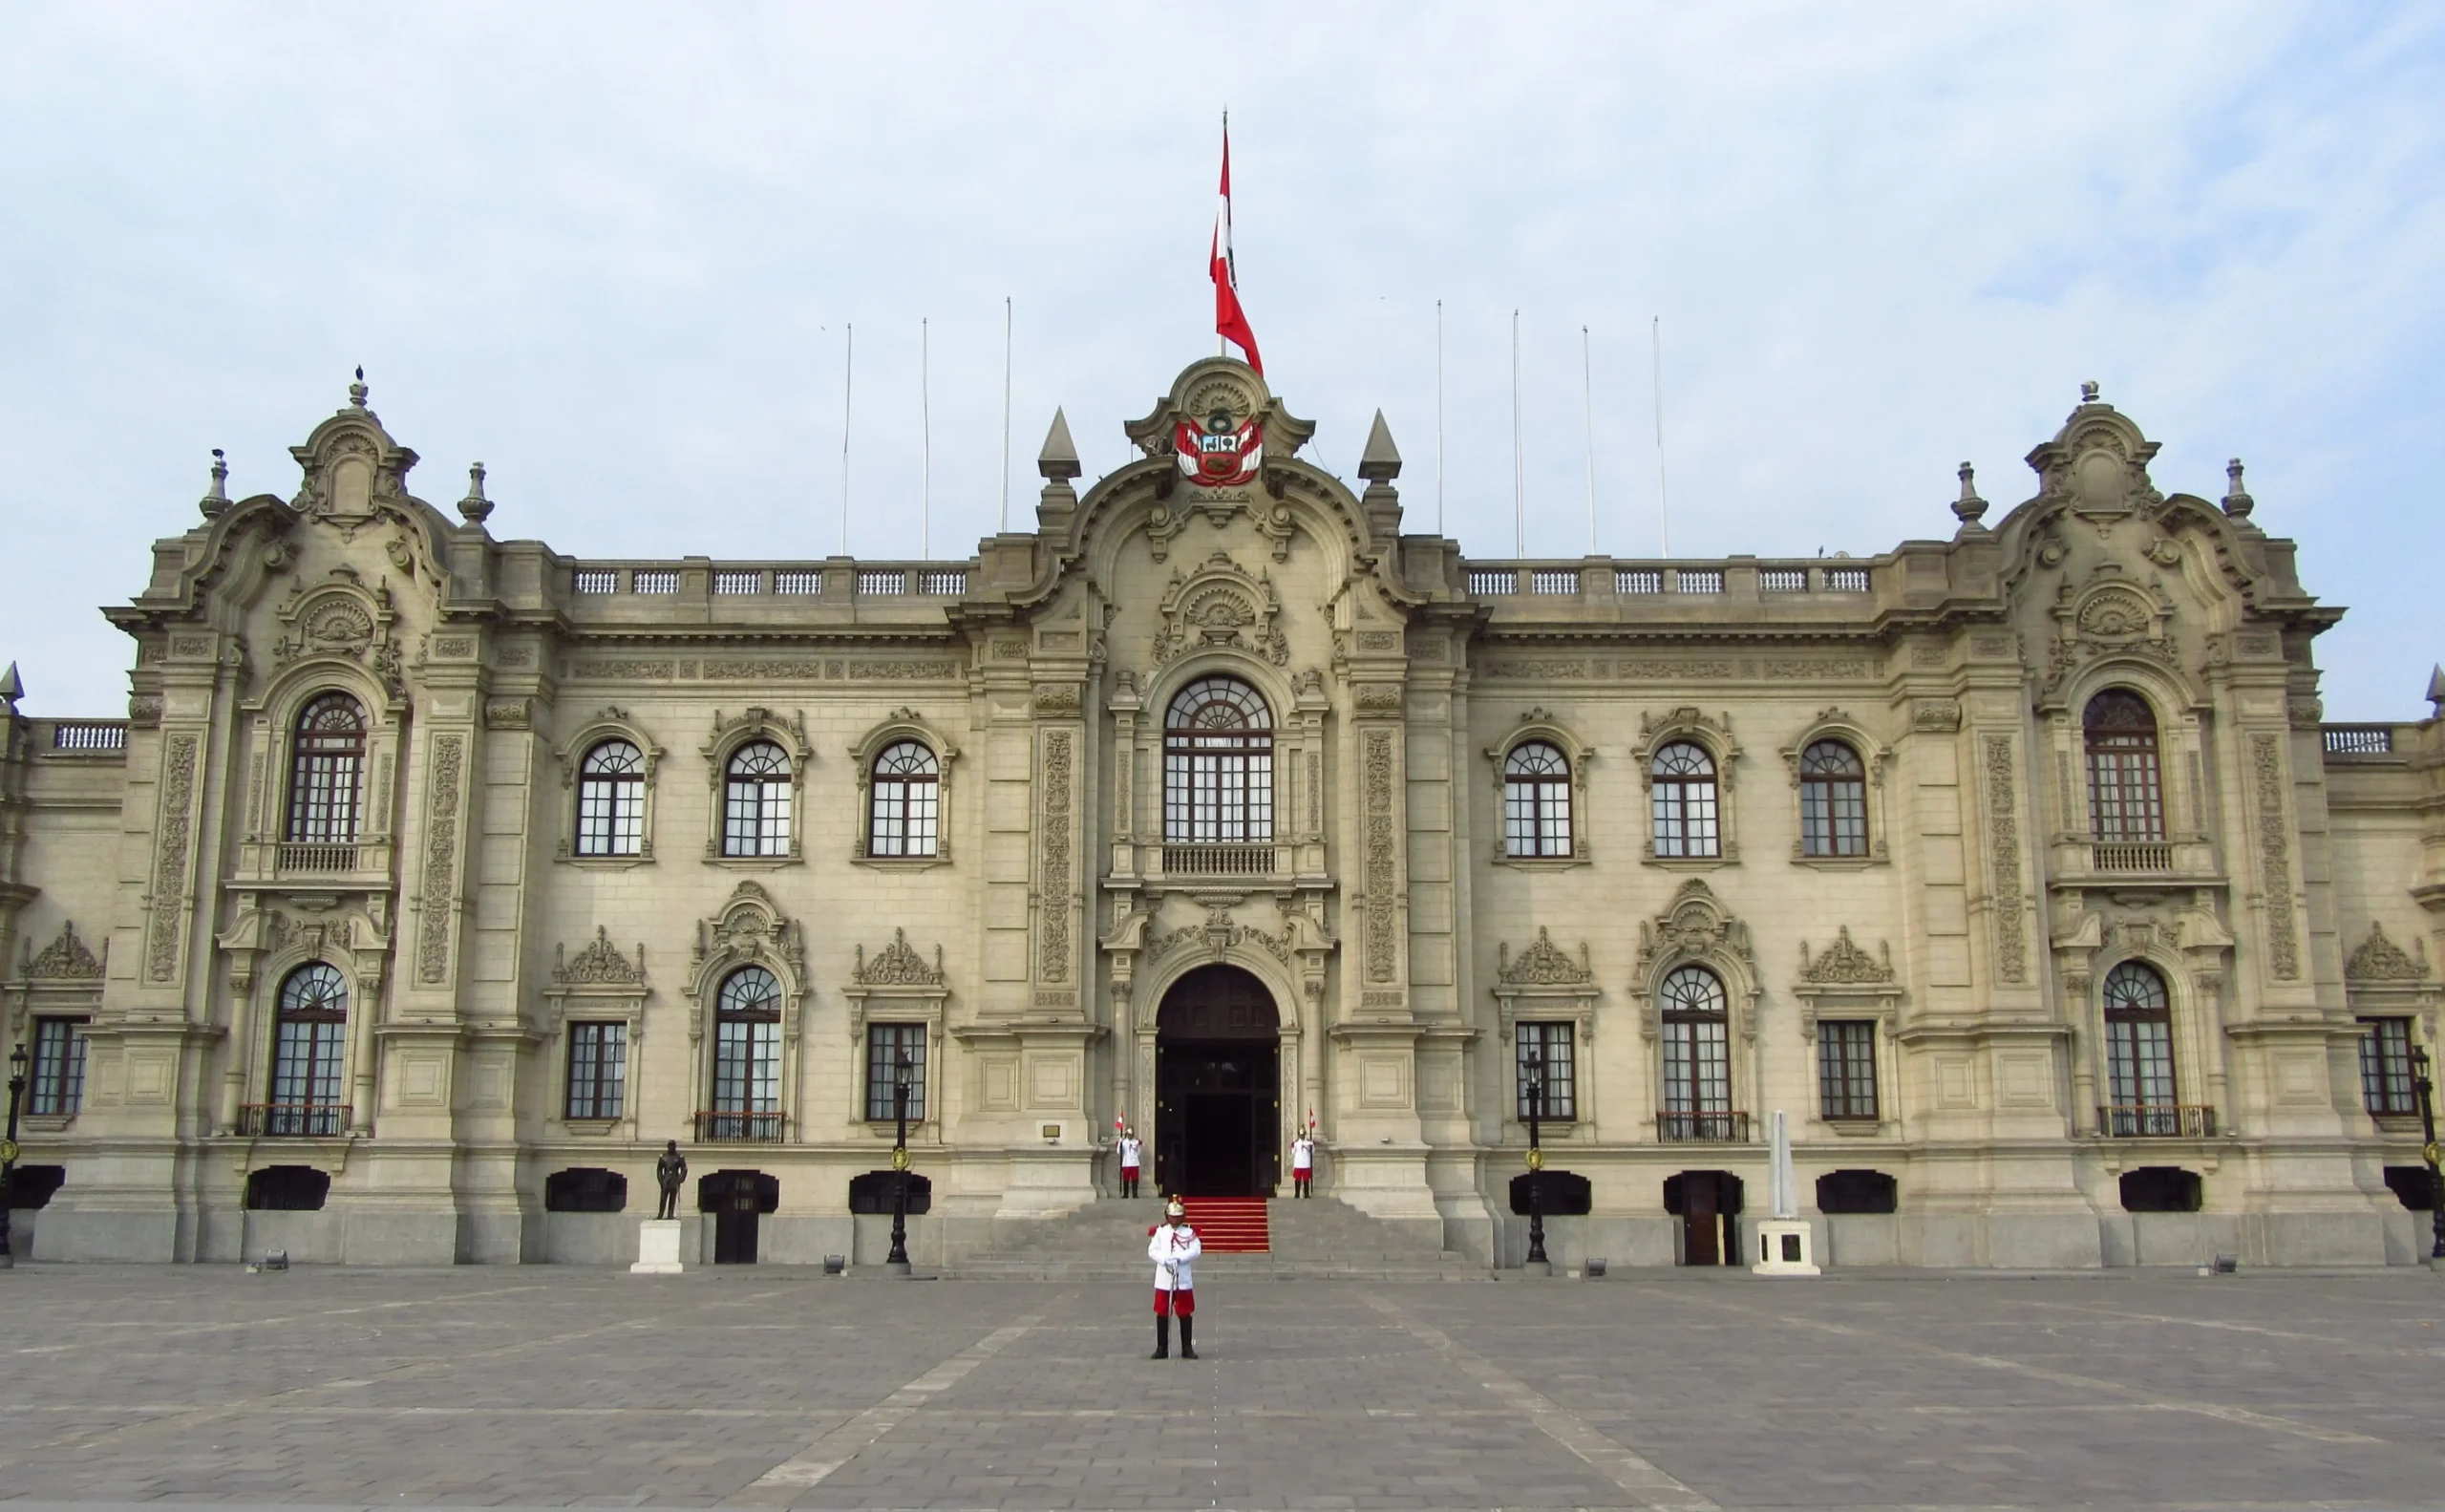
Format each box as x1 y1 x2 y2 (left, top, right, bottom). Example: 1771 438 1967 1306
2221 458 2255 520
2428 664 2444 716
457 461 494 525
0 662 21 710
1037 408 1080 482
1950 461 1988 531
1358 410 1402 484
199 447 230 519
349 365 369 409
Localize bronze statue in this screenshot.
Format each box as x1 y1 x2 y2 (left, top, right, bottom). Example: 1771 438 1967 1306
654 1139 687 1220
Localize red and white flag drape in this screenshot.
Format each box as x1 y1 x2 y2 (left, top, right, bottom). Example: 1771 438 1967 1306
1212 124 1264 374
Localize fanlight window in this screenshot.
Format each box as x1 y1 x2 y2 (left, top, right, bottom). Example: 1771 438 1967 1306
2102 960 2178 1130
268 962 349 1136
1799 739 1868 858
867 740 940 858
1164 677 1273 843
711 966 783 1118
722 741 793 857
287 692 367 844
2085 690 2165 842
1503 741 1573 857
1650 741 1720 858
575 739 645 857
1658 965 1731 1115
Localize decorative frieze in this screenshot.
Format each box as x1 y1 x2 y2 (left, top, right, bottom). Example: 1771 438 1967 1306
554 926 645 986
416 734 466 985
1363 728 1397 983
146 733 199 981
21 920 104 980
1039 728 1074 982
2344 921 2428 982
1498 927 1592 986
2251 734 2299 979
1983 735 2027 983
855 927 945 987
1798 926 1894 984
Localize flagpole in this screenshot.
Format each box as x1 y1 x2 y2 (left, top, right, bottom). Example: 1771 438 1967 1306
1435 299 1446 536
999 296 1012 533
1652 314 1669 559
841 323 854 557
1511 309 1523 557
1220 110 1229 359
920 317 932 559
1582 324 1597 555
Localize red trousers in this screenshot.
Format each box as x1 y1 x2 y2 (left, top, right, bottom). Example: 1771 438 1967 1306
1153 1288 1195 1316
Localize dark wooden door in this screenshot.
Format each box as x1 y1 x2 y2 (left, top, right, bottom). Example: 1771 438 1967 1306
1684 1176 1720 1266
713 1208 758 1264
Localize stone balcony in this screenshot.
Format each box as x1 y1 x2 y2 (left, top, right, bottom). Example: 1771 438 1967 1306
2046 834 2222 894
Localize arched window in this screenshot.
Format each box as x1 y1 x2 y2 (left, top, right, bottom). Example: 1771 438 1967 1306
287 692 366 844
2085 690 2165 842
1503 741 1572 858
575 740 645 857
1659 965 1734 1139
1164 677 1273 843
1799 739 1868 858
267 962 349 1136
2101 960 2179 1136
1650 741 1719 859
867 740 940 858
706 966 783 1140
722 741 793 857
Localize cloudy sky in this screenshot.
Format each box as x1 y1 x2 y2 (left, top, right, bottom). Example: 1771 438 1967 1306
2 4 2438 717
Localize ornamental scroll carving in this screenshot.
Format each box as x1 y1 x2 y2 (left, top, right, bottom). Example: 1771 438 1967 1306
1799 926 1895 985
1498 927 1592 986
2252 735 2300 979
2344 922 2430 983
21 920 104 980
147 733 199 981
1150 552 1288 668
554 927 645 986
1039 728 1074 982
855 928 945 987
416 734 465 985
1363 728 1397 983
1983 735 2028 983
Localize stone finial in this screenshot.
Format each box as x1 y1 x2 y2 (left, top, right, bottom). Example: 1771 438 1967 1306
2221 458 2255 520
199 447 230 519
1358 410 1402 484
458 461 494 525
2079 380 2100 405
348 365 369 408
1037 408 1081 482
2427 664 2444 716
0 662 21 711
1950 461 1988 530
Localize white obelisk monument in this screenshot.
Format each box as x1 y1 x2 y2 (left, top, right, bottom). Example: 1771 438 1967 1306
1751 1109 1820 1275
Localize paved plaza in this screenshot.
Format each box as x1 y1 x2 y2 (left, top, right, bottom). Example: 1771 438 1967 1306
0 1265 2441 1512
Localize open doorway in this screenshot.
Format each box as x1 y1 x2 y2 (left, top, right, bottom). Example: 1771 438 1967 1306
1155 965 1281 1197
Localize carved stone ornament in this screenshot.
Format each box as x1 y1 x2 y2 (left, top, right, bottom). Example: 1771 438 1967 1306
20 920 105 980
1798 926 1895 985
2040 564 2181 705
268 570 402 694
1499 927 1592 986
855 927 946 987
554 926 646 986
1635 880 1755 978
1150 551 1289 668
2345 921 2432 983
693 882 804 977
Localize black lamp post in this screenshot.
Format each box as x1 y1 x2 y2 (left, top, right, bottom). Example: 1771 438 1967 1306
0 1040 29 1270
2413 1045 2444 1263
1522 1047 1548 1269
886 1048 914 1271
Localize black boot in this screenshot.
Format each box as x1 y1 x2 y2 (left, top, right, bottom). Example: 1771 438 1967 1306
1179 1316 1197 1359
1151 1314 1169 1359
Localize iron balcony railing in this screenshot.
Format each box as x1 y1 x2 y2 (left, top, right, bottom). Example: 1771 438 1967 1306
694 1109 786 1143
242 1102 351 1137
1657 1110 1751 1143
2098 1103 2218 1139
1160 842 1280 877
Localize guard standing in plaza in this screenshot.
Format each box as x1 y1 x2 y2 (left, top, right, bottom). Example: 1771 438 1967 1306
1147 1198 1201 1359
1117 1124 1143 1199
654 1139 688 1221
1288 1125 1315 1198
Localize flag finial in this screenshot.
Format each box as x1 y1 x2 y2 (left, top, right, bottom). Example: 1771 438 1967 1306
349 366 369 408
200 448 230 519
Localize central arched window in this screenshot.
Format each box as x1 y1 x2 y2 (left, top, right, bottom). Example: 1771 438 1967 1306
1503 741 1572 857
707 966 783 1140
722 741 793 857
575 739 645 857
1799 739 1868 857
2102 960 2178 1135
868 740 940 857
287 692 367 844
1659 965 1733 1138
268 962 350 1136
1650 741 1719 859
1164 677 1273 843
2085 690 2165 842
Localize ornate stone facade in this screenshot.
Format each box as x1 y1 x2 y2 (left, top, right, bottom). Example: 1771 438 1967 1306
1 360 2439 1270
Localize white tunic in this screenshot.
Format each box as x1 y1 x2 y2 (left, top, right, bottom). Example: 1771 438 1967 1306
1118 1135 1143 1169
1148 1224 1201 1290
1290 1137 1315 1172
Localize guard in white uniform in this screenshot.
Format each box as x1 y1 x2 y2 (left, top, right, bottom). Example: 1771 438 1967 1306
1147 1198 1201 1359
1116 1126 1143 1199
1288 1132 1316 1198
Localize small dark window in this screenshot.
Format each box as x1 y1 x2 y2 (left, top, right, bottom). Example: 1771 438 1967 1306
1817 1020 1879 1120
696 1169 780 1214
543 1167 628 1213
28 1016 88 1116
1816 1169 1898 1215
3 1164 67 1210
2382 1165 2437 1211
848 1171 934 1214
2118 1166 2202 1213
1507 1169 1592 1216
1515 1022 1577 1119
564 1022 627 1119
2359 1017 2417 1117
245 1165 331 1211
1799 739 1869 857
575 740 646 857
866 1024 928 1122
2084 690 2165 842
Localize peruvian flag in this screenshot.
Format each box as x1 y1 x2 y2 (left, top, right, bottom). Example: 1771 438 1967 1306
1212 122 1263 374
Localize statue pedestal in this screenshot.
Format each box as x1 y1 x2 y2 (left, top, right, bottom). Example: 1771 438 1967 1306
631 1218 687 1274
1750 1218 1819 1276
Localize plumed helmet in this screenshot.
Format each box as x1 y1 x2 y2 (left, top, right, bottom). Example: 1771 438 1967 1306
1165 1199 1187 1221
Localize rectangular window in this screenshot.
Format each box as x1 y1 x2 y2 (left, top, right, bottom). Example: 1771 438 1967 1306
1801 780 1869 857
565 1022 627 1119
867 1025 928 1121
2088 745 2165 842
712 1018 781 1114
1818 1020 1879 1119
2360 1017 2417 1117
28 1016 88 1117
1652 782 1720 857
1515 1023 1576 1119
1663 1019 1731 1114
2106 1018 2177 1110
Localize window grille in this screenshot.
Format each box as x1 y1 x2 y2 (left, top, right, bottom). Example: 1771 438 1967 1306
1502 741 1572 857
858 569 906 595
1617 568 1663 594
266 963 349 1136
564 1022 627 1119
722 741 793 856
631 569 679 594
287 692 365 846
1660 966 1732 1118
1530 569 1579 595
774 570 823 595
1799 739 1869 857
1818 1020 1879 1119
573 569 619 594
712 570 762 595
1649 740 1720 858
867 741 940 857
1467 569 1518 596
866 1024 928 1121
1163 677 1273 844
1759 568 1807 592
2085 690 2165 842
2360 1017 2417 1116
1515 1023 1576 1119
575 739 645 857
1825 567 1871 592
917 569 967 595
28 1016 88 1117
1676 568 1724 594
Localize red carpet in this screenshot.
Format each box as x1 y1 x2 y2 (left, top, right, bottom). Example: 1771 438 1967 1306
1182 1196 1270 1253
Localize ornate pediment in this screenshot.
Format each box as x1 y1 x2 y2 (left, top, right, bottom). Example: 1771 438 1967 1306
555 926 645 986
693 882 804 978
1798 926 1894 985
267 568 404 695
2346 922 2431 983
1499 927 1592 987
1151 552 1287 668
854 928 945 987
19 920 104 980
1636 879 1754 976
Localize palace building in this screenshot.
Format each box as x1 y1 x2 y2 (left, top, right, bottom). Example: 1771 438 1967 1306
2 357 2439 1269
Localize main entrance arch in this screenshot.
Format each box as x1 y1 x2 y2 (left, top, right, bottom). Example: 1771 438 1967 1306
1155 965 1281 1197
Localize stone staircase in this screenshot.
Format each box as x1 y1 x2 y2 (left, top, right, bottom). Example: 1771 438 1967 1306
949 1195 1491 1280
